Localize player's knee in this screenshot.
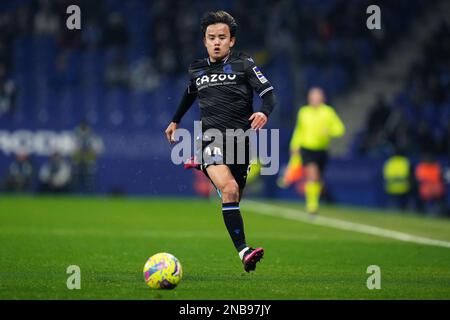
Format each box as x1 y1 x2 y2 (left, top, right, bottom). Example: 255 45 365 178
221 180 239 201
305 164 320 181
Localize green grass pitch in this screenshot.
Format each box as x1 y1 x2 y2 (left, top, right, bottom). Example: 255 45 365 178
0 195 449 299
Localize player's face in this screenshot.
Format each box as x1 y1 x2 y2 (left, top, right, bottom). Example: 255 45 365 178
308 88 325 107
204 23 235 62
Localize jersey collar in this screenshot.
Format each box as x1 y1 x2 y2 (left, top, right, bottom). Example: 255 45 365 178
207 52 231 66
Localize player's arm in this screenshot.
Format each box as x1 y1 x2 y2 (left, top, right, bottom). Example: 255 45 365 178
165 83 197 144
244 57 277 130
328 108 346 138
289 108 302 154
260 90 277 118
249 90 278 129
171 87 197 124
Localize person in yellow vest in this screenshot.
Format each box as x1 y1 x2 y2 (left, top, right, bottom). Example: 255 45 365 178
383 150 412 210
289 87 345 215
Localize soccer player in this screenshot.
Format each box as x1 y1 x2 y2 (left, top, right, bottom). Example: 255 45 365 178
165 11 277 272
289 87 345 216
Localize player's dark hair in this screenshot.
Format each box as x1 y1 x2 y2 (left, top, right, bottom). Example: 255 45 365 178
200 11 237 38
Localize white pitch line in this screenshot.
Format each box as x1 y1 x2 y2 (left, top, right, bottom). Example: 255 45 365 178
244 201 450 249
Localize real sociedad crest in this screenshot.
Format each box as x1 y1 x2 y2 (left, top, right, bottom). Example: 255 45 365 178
223 64 232 74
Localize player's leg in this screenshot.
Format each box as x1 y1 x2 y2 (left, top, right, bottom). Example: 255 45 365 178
205 164 264 272
206 164 239 202
304 162 322 215
301 148 323 215
206 165 247 255
228 163 264 272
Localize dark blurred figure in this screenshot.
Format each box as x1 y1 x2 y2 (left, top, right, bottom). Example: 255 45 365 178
0 63 17 116
359 94 392 156
416 121 437 155
367 94 391 135
415 153 446 216
439 119 450 159
3 153 33 192
38 152 72 193
105 52 129 88
103 12 128 48
129 57 160 92
384 106 413 157
72 121 98 193
382 149 413 211
389 121 413 156
33 0 59 37
82 17 103 49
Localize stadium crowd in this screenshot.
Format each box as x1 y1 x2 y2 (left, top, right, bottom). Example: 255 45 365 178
354 20 450 215
1 121 100 194
0 0 431 127
356 20 450 160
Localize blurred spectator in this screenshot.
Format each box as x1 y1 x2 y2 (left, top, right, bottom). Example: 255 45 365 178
129 58 160 92
33 0 59 36
382 150 413 211
415 153 446 215
155 45 177 75
0 63 17 116
105 52 129 88
439 119 450 159
103 12 128 48
0 11 15 71
72 121 99 193
0 42 11 75
358 94 392 156
367 94 391 136
82 18 104 49
14 3 33 36
387 120 413 156
416 121 437 155
39 153 72 193
3 153 33 192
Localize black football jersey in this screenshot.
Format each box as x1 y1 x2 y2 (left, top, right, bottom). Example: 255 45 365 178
186 51 274 132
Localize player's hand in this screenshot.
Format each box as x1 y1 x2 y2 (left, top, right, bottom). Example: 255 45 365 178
249 112 268 130
165 122 178 144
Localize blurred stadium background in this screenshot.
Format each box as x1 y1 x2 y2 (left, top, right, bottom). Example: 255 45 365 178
1 0 450 300
0 0 449 212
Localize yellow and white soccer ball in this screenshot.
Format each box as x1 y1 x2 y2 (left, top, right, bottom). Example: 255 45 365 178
143 252 183 289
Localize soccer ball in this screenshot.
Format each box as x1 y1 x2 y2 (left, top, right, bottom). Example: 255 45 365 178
143 252 183 289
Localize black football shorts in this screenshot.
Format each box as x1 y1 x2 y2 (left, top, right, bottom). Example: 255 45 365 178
300 147 329 173
197 131 251 191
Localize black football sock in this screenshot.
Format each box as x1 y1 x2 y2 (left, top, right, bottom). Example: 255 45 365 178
222 202 247 252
